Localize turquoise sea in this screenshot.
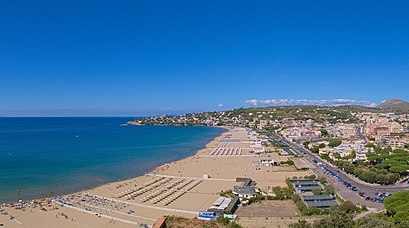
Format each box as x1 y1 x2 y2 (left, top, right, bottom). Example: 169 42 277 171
0 118 226 203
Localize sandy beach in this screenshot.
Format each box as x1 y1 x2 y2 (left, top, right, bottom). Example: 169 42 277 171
0 127 312 228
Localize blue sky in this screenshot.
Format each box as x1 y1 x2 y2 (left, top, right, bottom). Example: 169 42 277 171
1 1 408 116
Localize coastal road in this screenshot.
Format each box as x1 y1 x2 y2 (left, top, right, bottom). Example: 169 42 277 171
309 162 383 210
275 135 409 192
272 135 409 209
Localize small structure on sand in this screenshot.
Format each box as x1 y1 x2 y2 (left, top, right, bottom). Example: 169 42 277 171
252 155 275 167
232 178 258 199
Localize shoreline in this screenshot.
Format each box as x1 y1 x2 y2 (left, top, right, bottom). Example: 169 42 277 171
1 126 315 227
149 126 231 174
1 126 230 205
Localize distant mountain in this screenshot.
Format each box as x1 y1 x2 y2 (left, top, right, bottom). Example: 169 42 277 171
378 99 409 113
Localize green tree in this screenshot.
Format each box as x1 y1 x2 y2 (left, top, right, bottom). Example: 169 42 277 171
384 190 409 224
329 139 342 147
290 220 312 228
365 143 376 148
318 176 327 185
303 141 310 148
389 165 409 174
348 150 356 160
376 174 390 185
339 201 357 213
304 174 317 179
215 215 230 225
312 209 354 228
311 146 319 154
323 184 335 195
361 171 377 183
227 221 243 228
355 214 393 228
396 220 409 228
320 129 329 137
312 189 322 195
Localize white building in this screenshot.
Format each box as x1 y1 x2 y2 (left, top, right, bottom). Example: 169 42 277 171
253 155 274 167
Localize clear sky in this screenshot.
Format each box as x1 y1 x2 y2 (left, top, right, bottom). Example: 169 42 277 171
1 1 408 117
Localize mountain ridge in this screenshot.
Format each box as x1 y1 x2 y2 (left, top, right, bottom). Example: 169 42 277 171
378 99 409 113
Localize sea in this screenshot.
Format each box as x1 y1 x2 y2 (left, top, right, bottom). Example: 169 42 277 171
0 117 226 203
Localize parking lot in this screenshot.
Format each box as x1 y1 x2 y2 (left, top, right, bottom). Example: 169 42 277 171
309 161 384 210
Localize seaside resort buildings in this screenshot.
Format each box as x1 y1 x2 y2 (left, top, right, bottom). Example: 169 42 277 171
1 127 314 228
280 112 408 162
3 110 408 228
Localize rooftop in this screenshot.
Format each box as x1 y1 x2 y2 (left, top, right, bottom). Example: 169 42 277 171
305 200 338 208
295 186 322 191
302 195 335 201
233 186 257 196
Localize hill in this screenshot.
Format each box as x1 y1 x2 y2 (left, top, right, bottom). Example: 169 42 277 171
131 104 386 127
378 99 409 113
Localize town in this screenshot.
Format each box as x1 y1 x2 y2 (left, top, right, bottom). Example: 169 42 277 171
2 1 408 227
126 99 409 227
2 100 409 228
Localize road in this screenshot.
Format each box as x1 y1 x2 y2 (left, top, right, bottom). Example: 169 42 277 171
272 134 409 210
